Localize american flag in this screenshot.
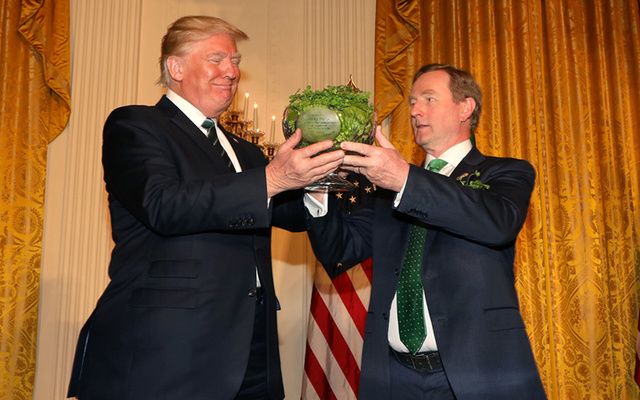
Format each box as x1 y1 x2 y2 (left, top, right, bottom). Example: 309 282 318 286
302 174 375 399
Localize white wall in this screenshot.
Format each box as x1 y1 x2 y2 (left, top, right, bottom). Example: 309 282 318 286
35 1 374 398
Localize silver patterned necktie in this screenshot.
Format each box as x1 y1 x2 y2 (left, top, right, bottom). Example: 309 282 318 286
397 158 448 354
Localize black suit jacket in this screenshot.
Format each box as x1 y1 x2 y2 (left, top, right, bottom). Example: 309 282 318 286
68 96 305 400
306 147 547 400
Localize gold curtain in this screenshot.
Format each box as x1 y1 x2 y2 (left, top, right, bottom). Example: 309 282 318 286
0 0 70 398
375 0 640 398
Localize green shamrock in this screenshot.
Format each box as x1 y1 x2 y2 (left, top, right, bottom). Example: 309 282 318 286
456 170 490 190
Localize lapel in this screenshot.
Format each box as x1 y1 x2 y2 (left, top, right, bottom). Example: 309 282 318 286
156 96 253 171
218 125 256 170
450 146 485 179
391 147 487 275
421 147 487 262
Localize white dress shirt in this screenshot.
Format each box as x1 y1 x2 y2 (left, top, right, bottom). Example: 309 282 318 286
388 139 472 353
166 89 242 172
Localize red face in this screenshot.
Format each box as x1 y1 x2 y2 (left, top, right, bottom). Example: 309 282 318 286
168 33 241 117
409 70 472 156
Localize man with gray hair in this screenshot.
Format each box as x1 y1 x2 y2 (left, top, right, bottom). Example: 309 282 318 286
68 15 343 400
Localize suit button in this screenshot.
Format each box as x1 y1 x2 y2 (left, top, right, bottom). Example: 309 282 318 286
248 288 257 297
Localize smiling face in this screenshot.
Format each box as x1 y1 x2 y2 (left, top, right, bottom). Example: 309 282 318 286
167 33 241 118
409 70 475 156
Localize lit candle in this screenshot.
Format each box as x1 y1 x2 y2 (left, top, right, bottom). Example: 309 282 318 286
270 115 276 142
231 91 238 111
253 103 259 130
243 92 250 121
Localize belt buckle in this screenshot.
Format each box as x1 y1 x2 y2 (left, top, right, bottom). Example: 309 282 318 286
411 353 427 370
399 350 439 372
421 353 434 370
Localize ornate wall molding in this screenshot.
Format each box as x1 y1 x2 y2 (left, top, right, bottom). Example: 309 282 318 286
35 1 143 398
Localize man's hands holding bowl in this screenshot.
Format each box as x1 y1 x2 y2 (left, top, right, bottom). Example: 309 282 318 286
339 126 410 193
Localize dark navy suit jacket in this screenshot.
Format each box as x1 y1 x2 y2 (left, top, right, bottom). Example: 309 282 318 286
68 96 305 400
306 147 546 400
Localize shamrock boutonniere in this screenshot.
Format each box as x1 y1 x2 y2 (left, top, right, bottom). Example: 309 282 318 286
456 170 490 190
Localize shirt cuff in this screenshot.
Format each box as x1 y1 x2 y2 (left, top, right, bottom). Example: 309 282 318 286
304 192 328 217
393 176 409 208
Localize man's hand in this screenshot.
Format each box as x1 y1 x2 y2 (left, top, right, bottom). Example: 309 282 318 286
266 129 344 197
340 126 410 192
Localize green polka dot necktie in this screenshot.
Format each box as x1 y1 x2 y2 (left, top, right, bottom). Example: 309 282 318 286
397 158 448 354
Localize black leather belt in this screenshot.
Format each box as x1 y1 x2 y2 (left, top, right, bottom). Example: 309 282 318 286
391 349 443 372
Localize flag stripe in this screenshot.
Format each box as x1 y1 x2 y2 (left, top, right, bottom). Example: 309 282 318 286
306 316 358 400
303 261 373 399
304 261 372 399
310 285 361 394
331 271 368 338
304 342 339 400
313 284 366 365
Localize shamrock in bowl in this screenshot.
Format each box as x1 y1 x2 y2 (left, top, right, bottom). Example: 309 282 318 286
282 84 375 149
281 84 375 191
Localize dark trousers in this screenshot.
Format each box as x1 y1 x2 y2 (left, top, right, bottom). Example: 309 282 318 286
389 349 457 400
235 289 268 400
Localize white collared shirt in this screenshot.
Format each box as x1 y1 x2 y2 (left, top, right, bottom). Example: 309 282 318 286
388 139 472 353
166 89 242 172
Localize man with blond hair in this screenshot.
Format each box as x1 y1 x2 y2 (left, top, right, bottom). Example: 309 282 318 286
68 15 343 400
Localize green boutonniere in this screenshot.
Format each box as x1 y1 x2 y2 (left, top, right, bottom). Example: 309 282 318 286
456 170 490 190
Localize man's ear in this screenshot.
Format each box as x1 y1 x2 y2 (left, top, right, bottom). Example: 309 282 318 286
167 56 184 82
460 97 476 122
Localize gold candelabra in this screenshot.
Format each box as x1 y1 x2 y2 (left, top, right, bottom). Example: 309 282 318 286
218 106 279 161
